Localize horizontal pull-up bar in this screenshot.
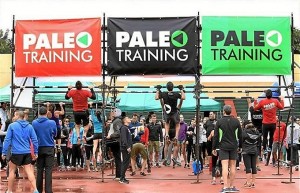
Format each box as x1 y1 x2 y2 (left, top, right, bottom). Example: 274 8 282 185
33 90 104 94
13 85 297 90
108 85 196 89
201 85 289 89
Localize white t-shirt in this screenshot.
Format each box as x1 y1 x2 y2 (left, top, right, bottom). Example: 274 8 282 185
0 108 8 131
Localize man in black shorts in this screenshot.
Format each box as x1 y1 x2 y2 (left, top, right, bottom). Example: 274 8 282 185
155 82 185 142
212 105 242 193
2 110 39 193
65 81 96 138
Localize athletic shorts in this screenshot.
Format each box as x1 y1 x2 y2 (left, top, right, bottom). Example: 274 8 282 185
148 141 160 153
54 127 61 140
73 111 89 126
131 143 147 160
178 140 185 145
164 111 180 124
219 149 238 161
272 142 284 153
93 133 102 140
10 153 32 166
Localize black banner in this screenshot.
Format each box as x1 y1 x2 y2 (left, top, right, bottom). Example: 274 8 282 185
107 17 198 75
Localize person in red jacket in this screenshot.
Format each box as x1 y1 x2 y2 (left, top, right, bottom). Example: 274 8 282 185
254 89 284 152
140 119 149 146
272 116 286 166
65 81 96 138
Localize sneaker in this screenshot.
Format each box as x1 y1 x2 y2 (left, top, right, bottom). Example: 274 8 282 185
113 177 120 181
156 163 161 168
243 182 252 189
187 164 190 169
220 179 224 184
140 172 146 176
162 160 167 166
184 164 187 168
119 178 129 184
130 171 136 176
256 166 261 171
251 183 255 188
229 186 240 192
147 168 151 173
172 158 176 168
295 166 299 171
211 180 217 185
219 187 230 193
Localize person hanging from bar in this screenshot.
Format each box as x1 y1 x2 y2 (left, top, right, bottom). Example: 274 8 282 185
155 82 185 168
65 81 96 139
254 89 284 157
155 82 185 145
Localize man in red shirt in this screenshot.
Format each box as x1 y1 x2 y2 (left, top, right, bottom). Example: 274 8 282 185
272 116 286 166
254 89 284 152
65 81 96 137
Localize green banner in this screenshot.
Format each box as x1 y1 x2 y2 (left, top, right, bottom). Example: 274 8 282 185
202 16 291 75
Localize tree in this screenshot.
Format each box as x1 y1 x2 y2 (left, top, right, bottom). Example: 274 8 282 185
293 27 300 54
0 29 12 54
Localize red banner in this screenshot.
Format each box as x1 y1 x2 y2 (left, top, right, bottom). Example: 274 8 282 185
15 18 101 77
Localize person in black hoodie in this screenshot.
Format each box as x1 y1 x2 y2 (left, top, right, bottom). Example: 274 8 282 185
242 121 261 188
119 116 132 184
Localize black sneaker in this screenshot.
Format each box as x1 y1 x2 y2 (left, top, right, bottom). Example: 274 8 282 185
122 179 129 184
228 186 240 192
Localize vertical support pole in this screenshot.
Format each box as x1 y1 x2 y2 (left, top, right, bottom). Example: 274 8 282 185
282 13 295 184
192 12 202 184
10 15 16 117
33 77 36 118
101 13 106 183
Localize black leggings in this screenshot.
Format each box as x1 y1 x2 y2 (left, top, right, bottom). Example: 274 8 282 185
212 154 222 177
72 144 84 167
85 145 93 160
197 143 204 170
262 123 276 150
243 154 257 174
186 143 195 163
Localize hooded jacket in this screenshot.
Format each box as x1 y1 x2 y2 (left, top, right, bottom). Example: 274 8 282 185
2 120 38 155
32 117 57 147
242 128 261 154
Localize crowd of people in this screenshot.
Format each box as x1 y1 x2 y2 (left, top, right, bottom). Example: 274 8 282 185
0 81 299 193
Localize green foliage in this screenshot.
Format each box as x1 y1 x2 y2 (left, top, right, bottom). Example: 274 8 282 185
0 29 12 54
294 27 300 54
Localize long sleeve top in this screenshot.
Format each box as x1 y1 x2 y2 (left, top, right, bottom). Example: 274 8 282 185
120 125 132 151
213 115 242 151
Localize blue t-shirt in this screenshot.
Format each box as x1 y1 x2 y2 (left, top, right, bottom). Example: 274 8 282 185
90 109 103 134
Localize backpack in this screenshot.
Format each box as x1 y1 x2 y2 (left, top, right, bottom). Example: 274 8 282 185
192 160 202 175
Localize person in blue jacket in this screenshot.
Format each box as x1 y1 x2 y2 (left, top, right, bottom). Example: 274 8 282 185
32 106 57 193
2 110 39 193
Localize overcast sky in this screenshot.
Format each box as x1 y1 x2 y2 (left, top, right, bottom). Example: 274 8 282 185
0 0 299 30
